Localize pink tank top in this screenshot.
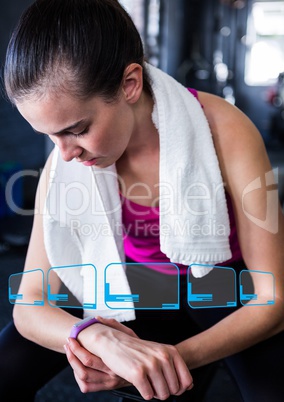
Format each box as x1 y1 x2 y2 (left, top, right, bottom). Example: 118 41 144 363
122 195 242 275
121 88 242 274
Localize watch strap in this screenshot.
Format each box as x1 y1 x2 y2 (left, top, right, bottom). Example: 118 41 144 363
70 316 99 339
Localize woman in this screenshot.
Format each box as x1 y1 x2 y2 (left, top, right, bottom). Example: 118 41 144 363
1 0 284 401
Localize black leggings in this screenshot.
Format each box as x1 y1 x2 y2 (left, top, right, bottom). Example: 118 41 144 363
1 262 284 402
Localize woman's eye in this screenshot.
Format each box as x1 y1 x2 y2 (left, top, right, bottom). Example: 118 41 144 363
71 128 89 138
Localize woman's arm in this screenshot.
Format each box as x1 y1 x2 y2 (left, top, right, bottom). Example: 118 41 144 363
175 92 284 369
12 150 82 352
13 150 135 390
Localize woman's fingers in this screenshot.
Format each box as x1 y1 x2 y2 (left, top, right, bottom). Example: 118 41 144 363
170 349 194 395
110 341 192 400
64 342 130 393
140 346 193 400
67 337 110 373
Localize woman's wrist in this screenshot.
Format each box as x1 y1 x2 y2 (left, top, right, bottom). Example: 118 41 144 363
76 321 111 356
175 336 204 370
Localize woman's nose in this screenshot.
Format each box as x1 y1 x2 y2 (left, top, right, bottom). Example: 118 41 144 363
56 137 82 162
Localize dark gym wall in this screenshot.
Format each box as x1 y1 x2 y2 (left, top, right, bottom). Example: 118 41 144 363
0 0 46 211
0 0 45 171
158 0 282 147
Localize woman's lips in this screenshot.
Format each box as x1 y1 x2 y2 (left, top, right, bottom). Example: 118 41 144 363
82 158 98 166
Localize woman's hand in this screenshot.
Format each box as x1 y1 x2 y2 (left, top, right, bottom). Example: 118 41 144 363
65 338 131 393
64 316 138 393
76 317 194 400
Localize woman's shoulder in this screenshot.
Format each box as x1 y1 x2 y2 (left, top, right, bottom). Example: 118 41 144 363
197 90 248 127
196 91 267 157
196 91 271 192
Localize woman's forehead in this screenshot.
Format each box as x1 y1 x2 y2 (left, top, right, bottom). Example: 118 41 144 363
15 90 118 135
16 93 91 133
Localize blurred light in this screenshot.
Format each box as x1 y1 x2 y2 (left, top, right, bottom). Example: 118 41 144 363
215 62 229 82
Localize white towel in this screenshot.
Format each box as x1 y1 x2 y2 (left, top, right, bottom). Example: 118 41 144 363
147 63 231 277
44 149 136 322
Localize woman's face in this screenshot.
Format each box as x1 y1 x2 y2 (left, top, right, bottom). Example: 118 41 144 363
16 90 136 168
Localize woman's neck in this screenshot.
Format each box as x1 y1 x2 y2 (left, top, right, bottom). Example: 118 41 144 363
124 90 158 157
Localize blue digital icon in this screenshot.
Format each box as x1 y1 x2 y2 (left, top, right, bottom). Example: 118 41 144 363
8 262 276 311
105 262 180 310
187 264 237 309
47 264 97 309
9 269 44 306
240 270 275 306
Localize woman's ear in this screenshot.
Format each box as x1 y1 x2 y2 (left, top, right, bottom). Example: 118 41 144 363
122 63 143 103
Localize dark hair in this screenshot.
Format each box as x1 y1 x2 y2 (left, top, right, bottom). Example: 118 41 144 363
4 0 151 103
